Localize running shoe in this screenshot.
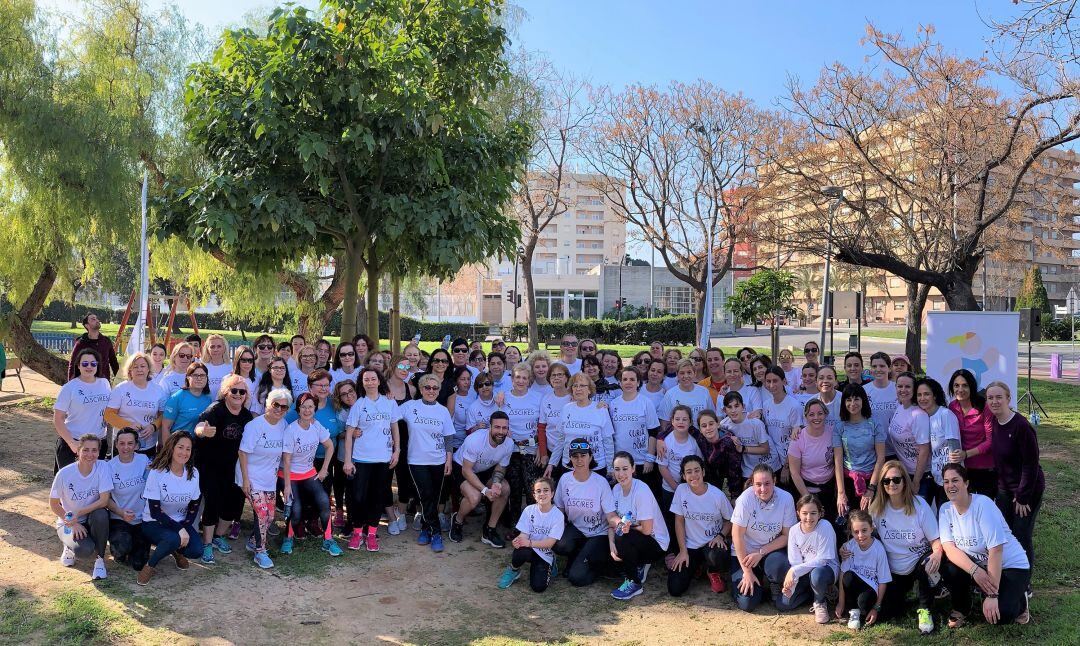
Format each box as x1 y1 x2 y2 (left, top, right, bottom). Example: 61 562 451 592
281 536 294 555
412 512 423 531
91 557 107 581
917 608 934 634
348 529 363 550
449 514 463 543
227 521 241 540
200 545 216 565
212 536 233 554
322 538 343 557
637 564 651 585
395 514 408 534
417 528 431 546
245 536 257 553
813 602 830 624
365 530 380 552
497 566 521 589
333 510 346 530
481 526 505 549
708 572 726 593
60 547 75 567
847 609 862 630
438 513 450 533
430 532 444 552
611 579 643 601
253 551 274 569
387 517 402 536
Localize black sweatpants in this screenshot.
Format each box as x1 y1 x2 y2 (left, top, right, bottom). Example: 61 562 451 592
553 523 612 587
842 570 879 615
880 555 937 620
409 463 446 534
667 544 729 596
108 518 150 570
613 531 665 584
942 561 1029 625
347 462 390 531
512 547 554 592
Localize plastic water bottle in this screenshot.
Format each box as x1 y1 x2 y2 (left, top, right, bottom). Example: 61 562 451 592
63 512 73 535
412 332 421 344
615 511 634 536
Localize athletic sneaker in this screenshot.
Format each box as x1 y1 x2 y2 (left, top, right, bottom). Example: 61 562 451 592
449 516 464 543
267 521 280 536
708 572 726 593
201 545 216 565
637 564 651 585
253 551 274 569
549 560 559 579
418 528 432 546
365 530 380 552
322 538 343 557
227 521 241 540
60 547 75 567
847 609 862 630
333 510 346 530
611 579 643 601
438 513 450 533
430 532 444 552
412 512 423 531
813 602 830 624
481 526 505 549
917 608 934 634
396 514 408 534
498 566 521 589
281 537 294 555
245 536 257 553
387 515 402 536
91 557 107 581
348 529 363 550
212 536 232 554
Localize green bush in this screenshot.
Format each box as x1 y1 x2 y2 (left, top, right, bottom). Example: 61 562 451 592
1041 315 1076 342
509 315 696 345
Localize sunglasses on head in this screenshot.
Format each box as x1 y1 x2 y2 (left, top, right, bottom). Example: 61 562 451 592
80 361 98 367
569 442 590 452
881 476 905 486
229 387 247 396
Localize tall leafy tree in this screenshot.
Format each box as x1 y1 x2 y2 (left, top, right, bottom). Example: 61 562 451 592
1015 266 1052 314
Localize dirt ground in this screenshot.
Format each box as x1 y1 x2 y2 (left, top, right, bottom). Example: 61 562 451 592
0 406 842 645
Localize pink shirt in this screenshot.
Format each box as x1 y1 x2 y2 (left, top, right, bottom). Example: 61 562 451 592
948 400 994 470
789 425 834 487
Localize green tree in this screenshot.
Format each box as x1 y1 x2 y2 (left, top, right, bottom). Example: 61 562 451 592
160 0 528 343
726 270 796 328
1015 266 1052 314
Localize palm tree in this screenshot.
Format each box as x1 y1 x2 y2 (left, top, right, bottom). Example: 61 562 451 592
793 266 820 325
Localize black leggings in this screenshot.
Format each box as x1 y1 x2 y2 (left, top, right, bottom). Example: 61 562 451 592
942 561 1029 625
880 555 937 619
842 570 880 615
997 488 1042 570
553 523 612 587
347 462 390 531
395 423 418 505
409 464 446 534
314 456 346 510
512 547 554 592
288 476 330 534
199 465 245 531
506 452 541 528
613 531 665 584
667 545 729 596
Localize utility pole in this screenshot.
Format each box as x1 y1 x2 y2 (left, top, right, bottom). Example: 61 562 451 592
819 187 844 359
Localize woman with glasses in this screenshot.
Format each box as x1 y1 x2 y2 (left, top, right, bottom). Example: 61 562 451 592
553 438 619 587
539 363 572 481
413 348 455 405
232 345 257 387
251 334 277 382
947 369 996 498
330 379 359 532
387 357 419 534
136 432 203 585
554 373 616 476
687 348 707 382
201 334 233 396
630 351 653 380
160 364 213 438
802 343 821 368
105 353 167 457
399 374 456 553
736 347 756 386
251 356 293 416
865 461 942 634
290 345 319 396
331 342 361 389
237 387 292 569
314 339 334 371
281 393 341 557
192 374 253 563
578 339 598 358
469 349 487 373
365 351 387 376
154 342 196 397
658 359 715 432
54 348 112 471
528 351 553 398
917 378 963 507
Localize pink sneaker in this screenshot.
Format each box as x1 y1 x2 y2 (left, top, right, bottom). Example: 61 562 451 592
347 529 363 551
333 511 345 530
365 529 380 552
227 521 241 540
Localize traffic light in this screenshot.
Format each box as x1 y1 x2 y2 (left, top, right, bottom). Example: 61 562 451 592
614 300 621 310
515 294 522 308
506 289 514 303
620 297 627 308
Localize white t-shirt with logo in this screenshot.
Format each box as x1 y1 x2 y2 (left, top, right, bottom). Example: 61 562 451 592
108 380 168 451
873 496 939 575
503 390 543 455
840 538 893 588
106 454 149 523
559 401 616 471
887 405 930 476
761 394 804 472
330 367 361 389
154 370 186 397
553 358 582 376
670 482 733 550
555 471 616 537
613 478 670 551
939 494 1029 570
660 432 703 492
657 384 715 423
345 396 400 463
787 521 839 580
810 393 843 429
927 406 961 485
723 384 762 416
609 394 660 465
50 460 113 524
723 417 770 477
54 378 111 440
864 381 898 452
516 504 565 564
466 397 500 434
453 429 514 472
640 386 666 412
730 487 797 555
289 369 312 396
141 466 201 524
283 420 330 476
539 392 570 459
205 362 233 398
399 400 456 465
234 415 286 492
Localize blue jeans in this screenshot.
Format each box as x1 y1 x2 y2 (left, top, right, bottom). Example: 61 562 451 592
140 521 204 568
730 550 790 611
776 565 835 610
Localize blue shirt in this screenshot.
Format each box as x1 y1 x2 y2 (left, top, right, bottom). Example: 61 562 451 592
285 401 343 459
163 389 213 436
832 419 886 473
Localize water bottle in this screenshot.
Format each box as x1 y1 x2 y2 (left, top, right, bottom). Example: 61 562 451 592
412 332 421 344
441 334 451 349
927 568 941 588
63 512 73 535
615 511 634 536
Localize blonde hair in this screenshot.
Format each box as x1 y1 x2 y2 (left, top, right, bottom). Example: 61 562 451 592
868 460 915 518
218 373 250 404
418 373 441 390
201 333 230 364
527 349 551 365
985 380 1012 401
122 352 153 381
676 358 696 373
569 372 595 396
511 363 533 382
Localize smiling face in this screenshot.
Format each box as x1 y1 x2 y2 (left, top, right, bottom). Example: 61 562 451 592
817 369 837 394
851 518 873 548
149 346 166 367
985 384 1010 417
128 356 151 383
266 397 290 423
751 361 767 384
172 347 193 373
723 398 745 423
751 470 774 502
677 364 696 387
916 384 936 412
602 354 620 377
892 358 909 375
361 370 380 396
298 348 317 371
670 409 691 433
798 502 821 532
171 435 192 466
115 432 136 460
208 337 227 363
533 481 553 506
487 356 504 380
942 467 969 503
298 397 316 421
532 358 549 382
801 365 817 389
705 350 724 377
512 370 531 392
77 438 101 464
724 360 743 387
316 342 331 365
844 394 864 418
895 375 915 405
844 356 863 382
870 358 890 383
646 361 665 386
804 402 826 428
951 376 971 403
779 350 794 369
682 459 704 488
698 414 719 440
77 353 99 378
269 358 287 383
337 344 356 369
612 455 634 486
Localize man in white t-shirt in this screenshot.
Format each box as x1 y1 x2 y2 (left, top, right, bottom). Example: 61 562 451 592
553 334 582 376
450 412 514 547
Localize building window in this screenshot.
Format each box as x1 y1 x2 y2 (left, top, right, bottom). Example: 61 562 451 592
567 291 598 319
534 290 564 319
654 285 695 315
894 302 906 311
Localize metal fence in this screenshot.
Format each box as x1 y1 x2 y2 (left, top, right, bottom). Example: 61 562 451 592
32 332 256 357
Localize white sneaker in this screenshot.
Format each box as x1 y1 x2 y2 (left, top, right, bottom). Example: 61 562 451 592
387 514 402 536
847 609 862 630
60 548 75 567
412 512 422 531
396 515 408 533
91 557 107 580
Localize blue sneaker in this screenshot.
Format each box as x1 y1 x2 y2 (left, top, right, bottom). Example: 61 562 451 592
430 532 444 553
253 551 274 569
200 545 215 565
497 566 521 589
212 537 232 554
549 560 559 579
281 537 294 555
637 564 650 584
611 578 643 601
418 528 431 546
245 536 257 553
322 538 343 557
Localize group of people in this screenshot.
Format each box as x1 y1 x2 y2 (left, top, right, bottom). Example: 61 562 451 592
50 317 1043 632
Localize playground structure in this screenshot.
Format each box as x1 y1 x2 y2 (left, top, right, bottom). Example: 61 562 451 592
114 291 200 353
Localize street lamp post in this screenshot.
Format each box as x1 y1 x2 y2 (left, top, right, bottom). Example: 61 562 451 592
819 187 844 360
513 245 524 325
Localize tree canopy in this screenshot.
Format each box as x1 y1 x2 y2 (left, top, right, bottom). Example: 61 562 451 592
725 270 796 326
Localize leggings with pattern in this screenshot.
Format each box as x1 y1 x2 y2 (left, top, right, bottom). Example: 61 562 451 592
248 490 276 553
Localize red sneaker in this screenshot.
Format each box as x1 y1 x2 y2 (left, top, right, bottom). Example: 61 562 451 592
347 529 363 550
708 572 726 593
365 530 380 552
333 511 346 530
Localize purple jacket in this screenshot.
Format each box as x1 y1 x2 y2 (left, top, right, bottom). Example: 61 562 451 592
67 333 120 381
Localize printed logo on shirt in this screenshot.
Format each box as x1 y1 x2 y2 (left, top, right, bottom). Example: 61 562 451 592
122 392 158 409
113 470 145 490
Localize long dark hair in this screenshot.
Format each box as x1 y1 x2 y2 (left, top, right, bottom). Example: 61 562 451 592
148 432 195 480
947 369 985 410
256 357 293 407
839 383 872 421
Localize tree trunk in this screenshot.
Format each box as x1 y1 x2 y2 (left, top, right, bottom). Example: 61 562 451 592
694 287 708 345
366 260 380 350
294 259 347 341
390 275 401 356
339 238 364 342
940 270 982 312
522 242 538 351
1 263 69 385
904 281 931 374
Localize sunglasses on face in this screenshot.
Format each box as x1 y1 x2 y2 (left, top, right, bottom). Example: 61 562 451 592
692 357 704 362
431 358 449 364
271 365 286 370
177 354 193 360
581 346 595 352
881 476 905 486
339 351 355 357
229 388 248 396
561 341 578 347
452 348 468 354
191 372 207 378
477 382 493 388
804 348 818 354
340 389 356 397
396 363 409 371
239 357 254 363
257 344 274 350
270 402 290 411
422 385 440 391
80 361 98 368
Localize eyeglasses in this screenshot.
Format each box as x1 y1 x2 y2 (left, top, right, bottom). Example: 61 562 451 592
191 372 207 378
257 344 274 350
881 476 905 486
422 385 440 391
270 402 290 411
340 389 356 397
396 363 410 371
339 351 355 357
271 365 286 370
452 348 468 354
229 388 248 396
177 354 193 360
692 357 704 362
80 361 98 368
239 357 254 363
476 381 493 388
561 341 578 347
803 347 819 354
431 358 449 364
580 346 596 352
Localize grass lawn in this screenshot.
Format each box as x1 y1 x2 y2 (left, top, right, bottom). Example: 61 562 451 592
858 328 917 340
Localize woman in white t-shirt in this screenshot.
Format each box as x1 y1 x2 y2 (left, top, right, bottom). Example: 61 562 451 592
343 368 401 551
553 438 619 587
237 387 291 569
105 428 151 572
641 360 667 409
657 359 715 431
667 455 733 598
864 352 898 450
330 342 361 389
49 433 112 580
201 334 234 397
556 374 616 474
104 352 166 457
938 463 1031 628
149 343 167 380
609 452 669 600
724 358 762 418
137 432 203 586
916 377 963 507
528 351 553 398
779 494 838 623
812 365 842 428
761 366 804 486
251 356 293 416
281 393 340 557
885 373 930 493
153 342 195 397
731 464 797 612
500 476 565 592
609 367 661 492
539 363 572 480
53 347 112 470
398 374 456 553
289 344 319 396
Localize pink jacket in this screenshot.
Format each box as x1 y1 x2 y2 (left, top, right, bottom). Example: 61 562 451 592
948 400 994 470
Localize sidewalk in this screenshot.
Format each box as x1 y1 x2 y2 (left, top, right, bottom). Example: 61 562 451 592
0 366 61 406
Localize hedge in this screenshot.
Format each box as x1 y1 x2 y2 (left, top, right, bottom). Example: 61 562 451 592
509 315 696 345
